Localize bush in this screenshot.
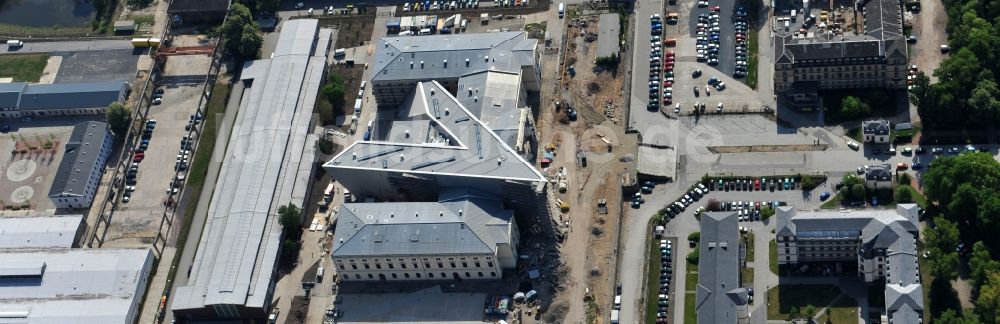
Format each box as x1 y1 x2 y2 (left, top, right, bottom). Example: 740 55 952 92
686 249 700 264
850 184 867 201
898 173 912 185
895 186 915 204
688 232 701 242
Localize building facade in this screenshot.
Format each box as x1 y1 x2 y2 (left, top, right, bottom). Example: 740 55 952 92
862 119 891 143
776 205 924 322
0 81 129 118
331 189 518 282
48 121 113 209
774 0 907 105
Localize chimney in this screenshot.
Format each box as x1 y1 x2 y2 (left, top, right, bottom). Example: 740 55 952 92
420 61 424 68
465 58 470 66
459 209 463 216
484 55 489 62
410 61 414 69
443 59 447 68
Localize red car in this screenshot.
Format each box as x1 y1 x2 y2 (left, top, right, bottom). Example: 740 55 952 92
754 179 761 190
663 81 673 87
662 97 672 105
710 5 720 11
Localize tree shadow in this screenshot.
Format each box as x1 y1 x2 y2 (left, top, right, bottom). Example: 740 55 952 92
929 277 962 319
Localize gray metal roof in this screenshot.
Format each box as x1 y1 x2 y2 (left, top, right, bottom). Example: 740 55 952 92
863 119 890 135
0 248 153 324
331 188 513 257
596 14 621 59
696 212 749 324
371 32 536 83
0 82 26 109
0 215 83 249
325 80 545 182
19 81 128 111
776 205 923 322
866 164 893 182
171 19 324 314
48 122 110 199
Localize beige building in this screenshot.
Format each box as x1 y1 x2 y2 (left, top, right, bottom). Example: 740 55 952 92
776 205 924 323
774 0 907 106
331 190 519 282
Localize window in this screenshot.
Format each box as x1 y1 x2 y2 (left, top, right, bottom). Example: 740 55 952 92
404 273 410 278
376 263 382 270
465 272 471 277
351 264 357 270
429 273 434 278
425 263 431 268
401 263 406 269
413 263 419 269
491 272 497 277
478 272 484 277
437 262 443 268
462 262 468 268
442 272 447 278
356 274 361 279
339 264 345 270
392 273 397 279
488 262 494 268
416 273 422 278
343 274 349 280
368 274 374 279
450 262 456 268
786 256 791 261
475 262 481 267
364 264 370 270
388 264 394 269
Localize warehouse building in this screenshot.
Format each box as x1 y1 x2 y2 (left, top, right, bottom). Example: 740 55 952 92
171 19 330 321
0 81 130 118
48 121 113 209
0 215 153 324
331 188 519 281
776 204 923 323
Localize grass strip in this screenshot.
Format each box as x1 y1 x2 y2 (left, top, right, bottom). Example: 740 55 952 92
0 54 50 82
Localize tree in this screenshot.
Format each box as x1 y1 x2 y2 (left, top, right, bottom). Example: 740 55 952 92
948 183 981 224
840 96 872 119
221 4 262 59
258 0 280 14
688 232 701 242
970 241 1000 289
926 216 961 281
976 271 1000 323
278 203 302 234
686 249 699 264
850 183 867 201
937 309 981 324
105 102 132 136
895 186 914 204
924 153 1000 207
322 74 347 107
968 79 1000 122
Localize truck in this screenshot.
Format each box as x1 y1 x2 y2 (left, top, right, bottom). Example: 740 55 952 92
558 3 565 18
610 309 620 323
131 37 162 48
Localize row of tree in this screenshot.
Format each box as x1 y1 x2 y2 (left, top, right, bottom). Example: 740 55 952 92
922 153 1000 322
910 0 1000 129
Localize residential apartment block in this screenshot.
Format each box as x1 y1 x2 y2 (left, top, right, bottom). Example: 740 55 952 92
776 205 924 323
774 0 907 105
331 188 518 282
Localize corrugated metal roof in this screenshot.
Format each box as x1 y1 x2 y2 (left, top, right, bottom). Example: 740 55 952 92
171 20 324 314
0 248 153 324
0 215 83 249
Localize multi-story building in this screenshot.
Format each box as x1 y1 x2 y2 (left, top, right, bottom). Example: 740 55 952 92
862 119 891 143
171 19 330 321
865 163 893 189
324 33 547 217
0 81 130 118
331 188 518 281
776 204 923 322
774 0 907 106
696 211 750 324
48 121 113 209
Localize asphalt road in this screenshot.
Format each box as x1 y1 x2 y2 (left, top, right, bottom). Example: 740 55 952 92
0 40 136 54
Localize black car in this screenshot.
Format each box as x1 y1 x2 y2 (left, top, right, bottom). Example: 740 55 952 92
915 147 926 154
154 88 165 95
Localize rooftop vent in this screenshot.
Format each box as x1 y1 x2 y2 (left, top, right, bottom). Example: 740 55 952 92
443 59 447 68
420 61 425 68
465 58 470 66
400 154 405 161
410 61 414 69
484 55 489 62
459 209 463 216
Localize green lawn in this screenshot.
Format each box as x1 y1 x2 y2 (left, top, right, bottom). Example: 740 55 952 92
846 127 863 142
644 234 663 323
746 30 759 89
766 285 854 321
684 292 697 324
685 269 699 292
817 304 860 324
0 54 49 82
744 232 755 262
896 184 928 208
741 268 754 286
820 192 844 209
165 82 231 285
768 239 778 274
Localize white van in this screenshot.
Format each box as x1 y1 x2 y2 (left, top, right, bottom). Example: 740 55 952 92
418 28 432 35
558 3 565 18
6 40 23 48
784 20 790 30
399 30 414 36
460 19 467 31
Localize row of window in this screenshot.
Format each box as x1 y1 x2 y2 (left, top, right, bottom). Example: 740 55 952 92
340 260 494 271
344 271 498 280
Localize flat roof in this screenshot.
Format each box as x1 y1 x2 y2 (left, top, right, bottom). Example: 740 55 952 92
171 19 325 313
0 215 83 249
0 248 153 324
596 13 621 59
637 145 677 179
324 80 545 183
19 81 128 111
371 32 536 83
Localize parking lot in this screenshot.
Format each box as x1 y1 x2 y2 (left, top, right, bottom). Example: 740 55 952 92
685 0 747 77
102 53 211 246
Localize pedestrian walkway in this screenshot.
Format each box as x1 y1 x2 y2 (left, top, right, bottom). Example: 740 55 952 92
137 247 176 324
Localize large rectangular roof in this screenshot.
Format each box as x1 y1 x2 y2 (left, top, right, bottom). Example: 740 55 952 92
696 212 749 324
371 32 536 82
0 248 153 324
48 121 110 199
18 81 128 111
324 81 544 182
596 13 621 59
171 19 325 313
0 215 83 249
331 188 513 257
